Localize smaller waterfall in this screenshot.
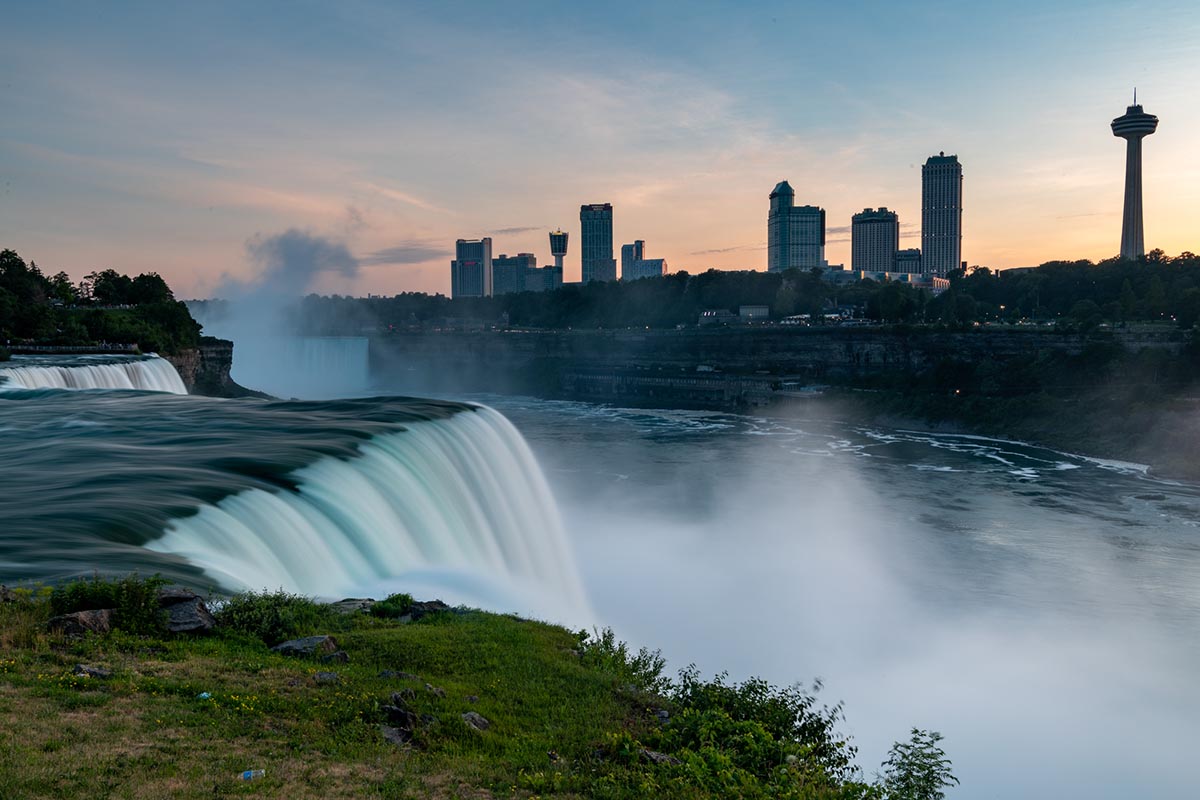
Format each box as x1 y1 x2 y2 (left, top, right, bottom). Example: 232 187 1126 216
0 355 188 394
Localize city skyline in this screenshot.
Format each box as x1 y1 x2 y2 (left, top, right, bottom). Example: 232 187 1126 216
2 2 1198 298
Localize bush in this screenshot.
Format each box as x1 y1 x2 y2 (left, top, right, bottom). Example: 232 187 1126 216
0 346 9 362
879 729 958 800
213 589 332 645
370 592 414 619
578 627 669 696
49 574 168 635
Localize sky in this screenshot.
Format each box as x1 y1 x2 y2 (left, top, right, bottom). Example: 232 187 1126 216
2 0 1198 298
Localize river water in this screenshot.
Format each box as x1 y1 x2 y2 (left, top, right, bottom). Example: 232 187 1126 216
474 395 1200 800
2 352 1197 797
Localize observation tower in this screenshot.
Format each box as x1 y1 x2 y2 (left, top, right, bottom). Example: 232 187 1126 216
1111 93 1158 260
549 230 568 270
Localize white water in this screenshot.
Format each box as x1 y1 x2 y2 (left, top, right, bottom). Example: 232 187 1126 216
0 355 187 394
225 336 370 399
148 406 589 621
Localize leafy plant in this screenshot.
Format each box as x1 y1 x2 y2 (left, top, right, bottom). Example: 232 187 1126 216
369 592 414 619
879 728 958 800
213 588 332 645
48 573 167 635
578 627 669 696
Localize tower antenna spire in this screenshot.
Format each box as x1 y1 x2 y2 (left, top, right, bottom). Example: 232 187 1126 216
1133 87 1137 105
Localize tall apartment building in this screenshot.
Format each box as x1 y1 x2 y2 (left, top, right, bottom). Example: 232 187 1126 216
620 240 644 278
851 208 899 272
525 265 563 293
767 180 825 272
921 153 963 276
492 253 537 295
895 248 922 274
450 237 492 298
580 203 616 282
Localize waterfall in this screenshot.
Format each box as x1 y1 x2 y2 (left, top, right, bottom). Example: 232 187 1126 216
0 355 187 394
147 406 589 618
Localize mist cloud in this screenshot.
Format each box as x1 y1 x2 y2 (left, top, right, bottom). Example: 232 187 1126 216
245 228 359 290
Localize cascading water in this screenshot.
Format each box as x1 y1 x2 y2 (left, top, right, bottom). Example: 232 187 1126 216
147 406 587 616
0 386 589 623
0 355 187 394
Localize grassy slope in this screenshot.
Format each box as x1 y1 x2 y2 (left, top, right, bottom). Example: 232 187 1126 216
0 600 653 800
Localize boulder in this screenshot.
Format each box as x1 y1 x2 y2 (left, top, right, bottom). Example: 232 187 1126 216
313 671 340 686
320 650 350 664
380 724 411 746
407 600 451 621
48 609 114 638
425 683 446 698
461 711 490 731
329 598 375 614
73 664 112 679
271 635 338 657
639 748 681 766
158 589 216 634
0 585 17 603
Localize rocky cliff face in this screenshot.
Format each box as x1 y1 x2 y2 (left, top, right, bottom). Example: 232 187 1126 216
369 327 1186 403
167 337 265 397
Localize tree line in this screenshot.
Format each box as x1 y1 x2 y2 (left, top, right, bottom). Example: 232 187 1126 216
0 249 200 354
289 250 1200 334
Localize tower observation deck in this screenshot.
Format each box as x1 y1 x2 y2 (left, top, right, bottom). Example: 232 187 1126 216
1111 97 1158 260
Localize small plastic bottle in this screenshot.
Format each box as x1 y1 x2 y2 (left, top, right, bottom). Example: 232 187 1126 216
241 769 265 781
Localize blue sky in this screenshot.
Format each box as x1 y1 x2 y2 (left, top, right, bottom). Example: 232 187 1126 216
2 0 1198 295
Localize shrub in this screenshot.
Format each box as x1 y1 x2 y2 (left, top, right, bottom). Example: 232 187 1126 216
667 667 857 783
578 627 669 696
0 346 10 362
213 589 331 645
370 592 414 619
879 729 958 800
49 574 167 635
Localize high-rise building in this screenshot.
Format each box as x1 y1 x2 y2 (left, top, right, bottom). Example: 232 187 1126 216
492 253 537 295
525 265 563 293
620 240 644 278
895 248 922 274
626 258 666 281
580 204 616 282
1111 97 1158 260
767 180 825 272
851 208 899 272
450 237 492 298
549 230 569 270
921 153 963 276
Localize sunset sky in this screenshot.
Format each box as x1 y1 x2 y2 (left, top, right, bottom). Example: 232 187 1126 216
2 0 1198 297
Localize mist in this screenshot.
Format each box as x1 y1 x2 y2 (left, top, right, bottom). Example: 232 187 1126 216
497 400 1200 799
192 229 373 398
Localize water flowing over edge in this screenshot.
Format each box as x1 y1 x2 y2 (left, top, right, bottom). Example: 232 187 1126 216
0 355 187 394
146 406 591 622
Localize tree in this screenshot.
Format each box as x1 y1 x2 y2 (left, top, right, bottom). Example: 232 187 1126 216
880 728 958 800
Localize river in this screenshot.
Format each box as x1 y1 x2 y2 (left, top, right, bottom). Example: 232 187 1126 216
2 351 1198 797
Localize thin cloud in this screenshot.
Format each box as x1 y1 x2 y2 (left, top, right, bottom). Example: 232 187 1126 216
360 181 451 214
690 242 767 256
491 226 543 235
360 240 449 266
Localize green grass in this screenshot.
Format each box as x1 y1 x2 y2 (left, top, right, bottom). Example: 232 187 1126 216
0 582 945 799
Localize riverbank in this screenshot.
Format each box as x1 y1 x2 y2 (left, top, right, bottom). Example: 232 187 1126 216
0 579 931 799
369 326 1200 483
